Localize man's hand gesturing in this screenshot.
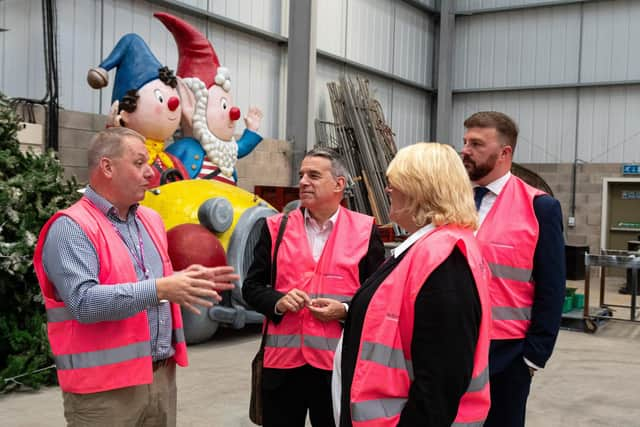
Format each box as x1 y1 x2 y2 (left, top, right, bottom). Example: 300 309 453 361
183 264 239 289
156 264 239 314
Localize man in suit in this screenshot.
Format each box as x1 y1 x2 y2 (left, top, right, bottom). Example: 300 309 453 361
243 147 385 427
461 111 566 427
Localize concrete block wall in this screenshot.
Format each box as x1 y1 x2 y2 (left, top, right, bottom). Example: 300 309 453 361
522 163 624 253
14 106 101 183
57 111 108 182
17 122 44 155
235 138 293 192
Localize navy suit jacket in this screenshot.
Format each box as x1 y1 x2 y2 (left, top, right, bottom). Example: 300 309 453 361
488 194 566 374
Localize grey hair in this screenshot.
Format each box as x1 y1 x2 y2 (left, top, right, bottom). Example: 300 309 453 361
87 127 145 171
305 147 351 182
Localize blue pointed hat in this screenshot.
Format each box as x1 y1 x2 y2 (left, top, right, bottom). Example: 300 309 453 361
87 33 162 104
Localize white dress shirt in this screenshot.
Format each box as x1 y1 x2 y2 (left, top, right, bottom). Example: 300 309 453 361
304 207 340 262
474 171 512 227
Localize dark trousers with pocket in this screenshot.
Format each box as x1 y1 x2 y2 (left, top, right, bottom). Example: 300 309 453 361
262 364 336 427
484 355 532 427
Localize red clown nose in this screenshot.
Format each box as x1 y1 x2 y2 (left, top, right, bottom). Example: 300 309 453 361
229 106 241 121
168 96 180 111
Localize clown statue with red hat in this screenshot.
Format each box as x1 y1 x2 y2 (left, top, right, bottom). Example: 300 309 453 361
155 12 263 185
86 33 189 188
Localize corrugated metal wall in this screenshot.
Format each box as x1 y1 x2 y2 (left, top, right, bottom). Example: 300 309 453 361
453 4 581 89
578 86 640 163
8 0 640 163
455 0 582 13
451 0 640 164
2 0 430 146
316 0 434 148
1 0 49 104
581 1 640 82
1 0 284 139
452 89 578 163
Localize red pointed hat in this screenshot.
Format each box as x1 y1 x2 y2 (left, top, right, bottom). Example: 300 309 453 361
154 12 220 88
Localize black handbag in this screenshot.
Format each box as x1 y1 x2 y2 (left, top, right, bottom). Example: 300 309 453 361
249 214 288 425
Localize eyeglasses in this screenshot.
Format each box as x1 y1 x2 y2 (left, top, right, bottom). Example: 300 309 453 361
385 180 396 193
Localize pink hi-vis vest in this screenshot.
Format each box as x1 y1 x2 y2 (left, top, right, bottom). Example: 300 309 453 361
33 197 188 394
476 175 544 340
349 225 491 427
264 208 374 371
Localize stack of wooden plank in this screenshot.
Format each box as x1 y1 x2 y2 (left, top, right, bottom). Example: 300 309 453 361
315 76 397 226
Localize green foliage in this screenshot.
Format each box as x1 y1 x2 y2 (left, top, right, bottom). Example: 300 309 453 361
0 93 80 392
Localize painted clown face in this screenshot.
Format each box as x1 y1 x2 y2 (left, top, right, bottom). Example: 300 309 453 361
206 84 241 142
122 78 182 141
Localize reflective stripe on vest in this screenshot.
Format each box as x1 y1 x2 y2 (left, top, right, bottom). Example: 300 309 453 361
492 306 532 321
488 262 532 282
309 293 352 303
173 327 185 344
304 335 340 351
350 366 489 423
265 334 340 352
358 342 488 392
361 341 413 380
351 398 407 422
55 341 151 370
266 334 301 348
46 307 73 323
466 367 489 393
452 422 487 427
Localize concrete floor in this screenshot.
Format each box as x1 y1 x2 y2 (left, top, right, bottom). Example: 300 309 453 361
1 319 639 426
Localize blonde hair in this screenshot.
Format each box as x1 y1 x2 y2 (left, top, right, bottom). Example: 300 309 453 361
386 142 478 229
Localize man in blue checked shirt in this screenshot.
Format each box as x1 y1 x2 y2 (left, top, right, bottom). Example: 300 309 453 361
34 127 238 427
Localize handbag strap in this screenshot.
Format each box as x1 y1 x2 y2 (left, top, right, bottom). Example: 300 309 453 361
259 213 289 350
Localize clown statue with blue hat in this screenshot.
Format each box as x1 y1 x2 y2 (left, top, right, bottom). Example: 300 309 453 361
87 33 189 188
154 12 263 185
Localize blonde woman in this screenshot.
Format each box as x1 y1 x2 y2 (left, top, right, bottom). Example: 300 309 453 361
334 143 492 427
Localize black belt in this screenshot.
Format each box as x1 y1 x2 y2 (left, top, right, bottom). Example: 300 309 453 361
152 358 172 372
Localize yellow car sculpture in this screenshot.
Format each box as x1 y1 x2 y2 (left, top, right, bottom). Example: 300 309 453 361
142 179 277 344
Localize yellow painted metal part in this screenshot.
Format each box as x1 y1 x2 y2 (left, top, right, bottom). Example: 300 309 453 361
141 180 272 250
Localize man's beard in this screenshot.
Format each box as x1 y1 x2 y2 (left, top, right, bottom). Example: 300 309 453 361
183 77 238 178
462 152 498 182
195 124 238 178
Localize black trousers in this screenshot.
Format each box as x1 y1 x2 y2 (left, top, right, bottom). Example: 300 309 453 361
262 364 335 427
484 356 532 427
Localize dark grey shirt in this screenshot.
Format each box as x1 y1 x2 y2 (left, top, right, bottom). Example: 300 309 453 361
42 186 174 361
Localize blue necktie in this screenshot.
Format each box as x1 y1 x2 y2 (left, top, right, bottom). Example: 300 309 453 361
474 187 490 211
